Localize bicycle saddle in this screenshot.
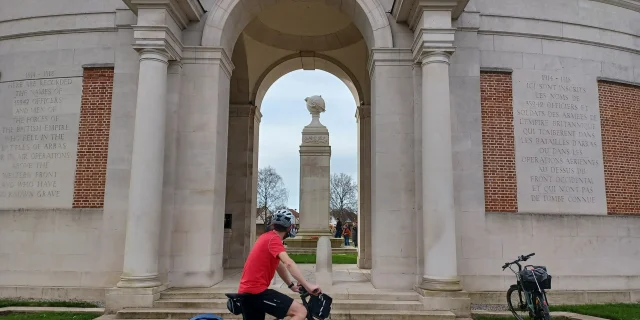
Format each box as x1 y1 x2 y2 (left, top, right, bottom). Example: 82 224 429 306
225 293 248 299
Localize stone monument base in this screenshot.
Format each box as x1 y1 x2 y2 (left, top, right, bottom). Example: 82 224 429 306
415 288 471 318
285 236 343 249
105 285 167 313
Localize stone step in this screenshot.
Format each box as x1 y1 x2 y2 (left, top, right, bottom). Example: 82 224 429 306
116 308 455 320
160 289 419 301
154 298 424 311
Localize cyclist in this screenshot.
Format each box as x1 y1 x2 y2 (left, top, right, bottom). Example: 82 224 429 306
238 209 322 320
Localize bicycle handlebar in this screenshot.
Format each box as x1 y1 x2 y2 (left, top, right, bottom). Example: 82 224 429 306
297 285 320 299
502 253 535 270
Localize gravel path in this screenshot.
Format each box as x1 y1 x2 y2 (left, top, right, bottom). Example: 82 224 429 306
472 303 510 311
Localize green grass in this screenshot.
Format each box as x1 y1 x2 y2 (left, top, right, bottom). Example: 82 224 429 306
550 303 640 320
0 313 102 320
289 253 358 264
0 300 98 309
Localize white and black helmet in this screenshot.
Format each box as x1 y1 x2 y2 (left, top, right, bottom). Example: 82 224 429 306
271 209 295 228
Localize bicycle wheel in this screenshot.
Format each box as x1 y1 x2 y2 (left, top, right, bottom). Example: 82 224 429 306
533 292 551 320
506 286 526 320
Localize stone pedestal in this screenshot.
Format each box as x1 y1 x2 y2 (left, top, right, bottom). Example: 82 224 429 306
297 95 332 239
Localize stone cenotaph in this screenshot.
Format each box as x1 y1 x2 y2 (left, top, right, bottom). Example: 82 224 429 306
285 95 342 249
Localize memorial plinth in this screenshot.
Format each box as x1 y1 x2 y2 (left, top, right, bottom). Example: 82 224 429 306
284 95 342 249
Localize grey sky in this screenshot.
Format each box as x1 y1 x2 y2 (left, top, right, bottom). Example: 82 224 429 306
258 70 358 210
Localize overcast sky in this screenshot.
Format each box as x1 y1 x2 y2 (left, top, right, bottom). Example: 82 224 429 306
258 70 358 210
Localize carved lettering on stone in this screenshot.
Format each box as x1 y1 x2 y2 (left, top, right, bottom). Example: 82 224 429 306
0 70 82 209
512 69 606 215
302 135 329 145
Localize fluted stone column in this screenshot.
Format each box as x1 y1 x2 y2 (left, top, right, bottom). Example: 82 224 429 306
356 106 372 269
419 51 461 291
117 49 170 288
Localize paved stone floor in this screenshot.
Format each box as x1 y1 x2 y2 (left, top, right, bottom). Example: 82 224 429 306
215 264 375 293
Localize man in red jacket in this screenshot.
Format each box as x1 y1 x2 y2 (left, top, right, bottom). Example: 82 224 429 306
238 209 321 320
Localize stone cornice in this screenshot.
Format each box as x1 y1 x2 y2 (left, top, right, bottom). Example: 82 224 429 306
133 25 182 60
125 0 204 29
367 48 413 78
182 46 235 78
590 0 640 12
393 0 469 26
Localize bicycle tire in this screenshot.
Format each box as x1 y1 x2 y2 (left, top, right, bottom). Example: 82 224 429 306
506 286 525 320
534 292 552 320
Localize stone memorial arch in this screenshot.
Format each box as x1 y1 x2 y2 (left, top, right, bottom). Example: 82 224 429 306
116 0 470 294
4 0 640 316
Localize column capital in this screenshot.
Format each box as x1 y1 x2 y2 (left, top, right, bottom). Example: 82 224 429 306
132 25 183 60
137 48 171 64
418 51 453 66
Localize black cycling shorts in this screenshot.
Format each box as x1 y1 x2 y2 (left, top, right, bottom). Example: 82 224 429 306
242 289 294 320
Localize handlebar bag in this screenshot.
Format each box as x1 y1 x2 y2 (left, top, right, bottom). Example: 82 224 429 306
308 293 332 319
190 314 224 320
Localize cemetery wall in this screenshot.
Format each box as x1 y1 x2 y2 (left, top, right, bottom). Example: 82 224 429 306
0 0 136 292
458 0 640 292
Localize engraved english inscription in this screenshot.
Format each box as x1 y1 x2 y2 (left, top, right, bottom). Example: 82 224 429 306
0 70 82 209
513 70 606 214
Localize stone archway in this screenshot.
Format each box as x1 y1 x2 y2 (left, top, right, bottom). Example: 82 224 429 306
201 0 393 52
223 50 372 270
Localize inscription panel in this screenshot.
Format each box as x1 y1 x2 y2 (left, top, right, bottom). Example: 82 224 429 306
0 70 82 209
513 69 606 214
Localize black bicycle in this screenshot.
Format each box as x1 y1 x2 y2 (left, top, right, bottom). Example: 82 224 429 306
226 286 331 320
502 253 552 320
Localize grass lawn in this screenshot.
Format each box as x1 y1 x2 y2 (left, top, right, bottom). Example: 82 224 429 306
550 303 640 320
0 313 102 320
289 253 358 264
0 300 98 309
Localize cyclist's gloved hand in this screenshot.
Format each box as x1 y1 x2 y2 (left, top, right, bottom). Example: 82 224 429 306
290 284 301 293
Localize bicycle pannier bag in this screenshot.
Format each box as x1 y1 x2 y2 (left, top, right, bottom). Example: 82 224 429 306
520 266 551 290
226 298 243 315
309 293 333 319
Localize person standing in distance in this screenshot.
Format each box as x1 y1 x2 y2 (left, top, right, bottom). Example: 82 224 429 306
238 209 322 320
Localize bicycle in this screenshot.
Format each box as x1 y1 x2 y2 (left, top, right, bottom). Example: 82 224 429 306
502 253 552 320
226 286 332 320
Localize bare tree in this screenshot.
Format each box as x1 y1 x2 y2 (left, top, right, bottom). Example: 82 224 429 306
330 173 358 214
257 166 289 226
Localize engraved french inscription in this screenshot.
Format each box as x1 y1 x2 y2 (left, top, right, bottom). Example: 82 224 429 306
513 70 606 214
0 70 82 209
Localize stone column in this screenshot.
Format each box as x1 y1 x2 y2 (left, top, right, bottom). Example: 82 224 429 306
117 49 170 288
356 106 372 269
298 95 332 237
419 51 461 291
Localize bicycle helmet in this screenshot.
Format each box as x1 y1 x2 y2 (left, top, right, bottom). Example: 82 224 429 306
271 209 295 228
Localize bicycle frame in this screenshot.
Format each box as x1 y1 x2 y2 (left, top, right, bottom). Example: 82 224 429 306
507 260 547 317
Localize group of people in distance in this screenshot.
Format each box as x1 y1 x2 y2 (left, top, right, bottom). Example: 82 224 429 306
331 218 357 247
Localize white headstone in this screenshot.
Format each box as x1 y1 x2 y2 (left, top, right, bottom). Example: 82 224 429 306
0 70 82 209
512 69 607 214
